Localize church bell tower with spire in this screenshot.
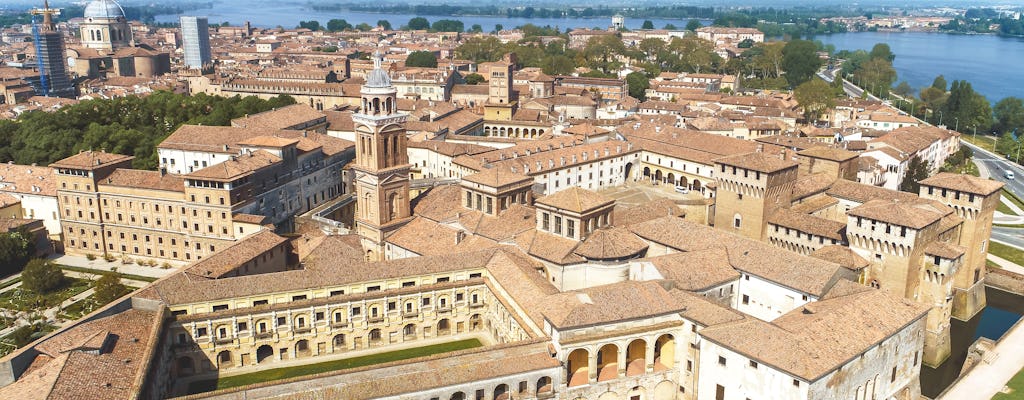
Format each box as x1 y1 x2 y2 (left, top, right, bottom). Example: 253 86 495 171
353 51 412 261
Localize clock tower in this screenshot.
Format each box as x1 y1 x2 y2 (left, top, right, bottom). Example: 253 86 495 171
353 51 412 261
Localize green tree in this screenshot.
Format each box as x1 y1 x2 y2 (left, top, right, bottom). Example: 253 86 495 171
0 231 32 277
893 81 915 98
943 80 992 132
665 36 719 73
664 23 679 30
685 19 702 31
355 23 373 32
869 43 895 62
994 97 1024 135
854 58 897 96
326 19 351 32
583 34 627 74
464 73 485 85
794 79 835 123
494 23 503 33
781 39 822 88
455 36 507 63
470 24 483 33
641 20 655 30
932 75 947 92
738 38 755 48
407 17 430 30
431 19 464 32
376 19 392 30
21 259 64 295
626 72 650 101
541 55 575 75
92 273 129 304
899 156 931 193
297 20 321 31
406 51 438 68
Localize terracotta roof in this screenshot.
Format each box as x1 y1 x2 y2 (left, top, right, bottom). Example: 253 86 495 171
159 125 288 154
847 199 947 229
50 151 133 170
767 209 846 241
185 150 281 181
701 283 928 382
0 163 58 196
612 198 685 227
924 241 965 260
535 187 612 214
238 136 301 148
572 227 649 261
919 173 1003 196
411 184 463 222
798 146 859 162
810 245 869 271
542 280 684 329
462 168 532 188
649 247 740 291
825 179 918 204
629 216 844 296
184 230 286 279
714 152 798 173
100 169 184 192
668 288 746 327
231 104 326 130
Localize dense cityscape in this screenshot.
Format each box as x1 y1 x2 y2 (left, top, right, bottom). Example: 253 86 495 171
0 1 1022 399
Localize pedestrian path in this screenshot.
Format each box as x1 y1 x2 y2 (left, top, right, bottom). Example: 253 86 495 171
938 317 1024 399
1002 195 1024 216
989 253 1024 275
47 254 181 278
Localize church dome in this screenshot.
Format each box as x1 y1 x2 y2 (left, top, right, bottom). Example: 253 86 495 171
365 68 392 88
84 0 126 19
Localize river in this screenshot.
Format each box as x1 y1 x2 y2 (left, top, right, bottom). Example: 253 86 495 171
813 31 1024 103
153 0 704 32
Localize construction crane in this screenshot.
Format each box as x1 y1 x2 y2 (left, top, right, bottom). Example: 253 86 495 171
29 0 60 97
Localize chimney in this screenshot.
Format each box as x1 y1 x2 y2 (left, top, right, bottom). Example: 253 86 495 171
456 230 466 244
756 143 764 153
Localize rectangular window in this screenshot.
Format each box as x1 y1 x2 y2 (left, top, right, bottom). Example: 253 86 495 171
718 356 726 366
749 360 757 368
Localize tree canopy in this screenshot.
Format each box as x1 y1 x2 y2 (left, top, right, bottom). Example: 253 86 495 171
407 17 430 30
794 79 835 123
626 72 650 101
405 51 439 68
326 19 351 32
92 273 130 304
942 80 992 132
0 230 32 277
0 92 295 170
781 40 822 88
431 19 464 32
21 259 64 295
899 156 931 193
463 73 485 85
994 97 1024 136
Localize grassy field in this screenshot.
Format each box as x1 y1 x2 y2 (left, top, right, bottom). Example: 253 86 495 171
992 367 1024 399
990 241 1024 267
187 338 483 394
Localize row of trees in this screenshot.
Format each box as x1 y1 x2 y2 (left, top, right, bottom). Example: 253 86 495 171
0 92 295 171
300 17 467 33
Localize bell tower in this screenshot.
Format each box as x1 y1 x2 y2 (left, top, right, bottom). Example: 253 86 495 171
353 51 412 261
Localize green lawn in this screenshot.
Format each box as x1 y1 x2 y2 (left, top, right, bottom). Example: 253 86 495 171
1005 190 1024 211
998 200 1018 216
993 367 1024 399
0 278 91 312
187 338 483 394
990 241 1024 267
962 135 999 154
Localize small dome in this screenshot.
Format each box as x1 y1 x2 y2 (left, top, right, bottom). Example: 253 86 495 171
84 0 126 19
365 68 392 88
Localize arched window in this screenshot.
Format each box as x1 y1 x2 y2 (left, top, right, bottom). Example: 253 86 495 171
733 213 742 228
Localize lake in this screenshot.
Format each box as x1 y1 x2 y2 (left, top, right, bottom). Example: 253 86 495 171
154 0 704 32
813 31 1024 103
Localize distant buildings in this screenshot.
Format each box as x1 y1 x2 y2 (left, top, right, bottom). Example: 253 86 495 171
78 0 133 53
180 16 212 70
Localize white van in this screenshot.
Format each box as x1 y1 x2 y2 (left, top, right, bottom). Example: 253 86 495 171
1006 170 1015 180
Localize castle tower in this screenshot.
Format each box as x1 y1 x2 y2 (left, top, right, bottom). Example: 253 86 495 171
484 59 516 122
713 152 798 241
918 173 1004 321
79 0 132 53
845 199 953 366
353 51 412 261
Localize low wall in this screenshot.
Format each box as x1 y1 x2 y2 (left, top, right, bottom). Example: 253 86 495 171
986 268 1024 296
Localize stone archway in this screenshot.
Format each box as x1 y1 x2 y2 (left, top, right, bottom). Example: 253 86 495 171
567 348 589 387
256 345 274 364
216 350 233 369
626 339 646 376
654 335 675 370
596 343 619 382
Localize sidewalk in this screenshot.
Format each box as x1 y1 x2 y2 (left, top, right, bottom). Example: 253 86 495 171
47 254 181 279
989 253 1024 275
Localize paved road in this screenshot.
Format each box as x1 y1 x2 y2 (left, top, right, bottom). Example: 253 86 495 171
993 229 1024 251
965 141 1024 198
